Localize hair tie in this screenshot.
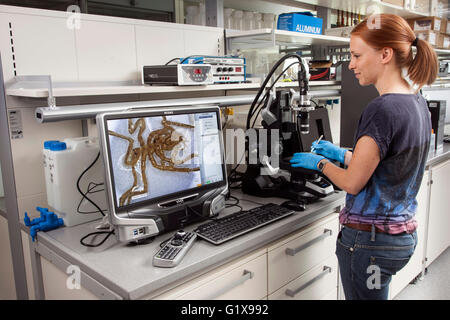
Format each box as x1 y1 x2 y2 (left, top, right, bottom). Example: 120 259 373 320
412 37 418 47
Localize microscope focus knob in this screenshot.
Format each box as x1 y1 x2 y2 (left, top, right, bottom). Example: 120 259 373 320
174 230 186 240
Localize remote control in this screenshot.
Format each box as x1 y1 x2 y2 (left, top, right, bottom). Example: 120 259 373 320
153 230 197 268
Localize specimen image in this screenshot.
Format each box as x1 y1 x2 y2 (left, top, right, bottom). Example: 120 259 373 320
108 115 201 206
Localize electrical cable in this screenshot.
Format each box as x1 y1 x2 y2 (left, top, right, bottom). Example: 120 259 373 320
76 152 106 217
80 230 114 248
76 182 105 214
246 53 305 130
179 55 214 64
165 57 181 65
250 61 300 128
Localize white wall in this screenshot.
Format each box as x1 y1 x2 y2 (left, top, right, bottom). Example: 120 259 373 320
0 4 225 220
0 4 224 83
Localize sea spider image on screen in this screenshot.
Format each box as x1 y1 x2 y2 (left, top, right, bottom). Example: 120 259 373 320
107 115 201 207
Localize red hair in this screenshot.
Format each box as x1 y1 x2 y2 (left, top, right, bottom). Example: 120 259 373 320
351 14 438 88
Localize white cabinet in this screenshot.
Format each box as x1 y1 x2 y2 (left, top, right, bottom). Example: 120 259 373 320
426 160 450 267
389 170 429 299
152 248 267 300
153 213 340 300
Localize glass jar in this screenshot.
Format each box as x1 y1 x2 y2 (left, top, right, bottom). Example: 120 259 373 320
254 12 263 29
233 10 244 30
224 8 234 29
185 5 198 25
243 11 254 30
263 13 275 29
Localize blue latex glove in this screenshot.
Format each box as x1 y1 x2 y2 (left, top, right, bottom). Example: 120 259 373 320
290 152 325 171
311 140 347 164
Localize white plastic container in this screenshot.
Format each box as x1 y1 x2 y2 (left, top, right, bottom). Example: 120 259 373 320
43 140 59 208
45 137 106 227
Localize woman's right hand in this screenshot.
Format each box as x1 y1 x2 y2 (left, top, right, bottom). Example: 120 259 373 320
311 140 347 164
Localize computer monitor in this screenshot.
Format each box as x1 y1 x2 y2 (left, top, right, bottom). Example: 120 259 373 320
97 105 228 242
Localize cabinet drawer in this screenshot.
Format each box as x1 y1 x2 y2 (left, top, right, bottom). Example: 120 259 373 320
176 253 267 300
268 217 339 293
152 249 267 300
268 256 338 300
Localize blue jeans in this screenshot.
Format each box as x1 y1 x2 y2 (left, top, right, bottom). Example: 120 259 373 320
335 225 417 300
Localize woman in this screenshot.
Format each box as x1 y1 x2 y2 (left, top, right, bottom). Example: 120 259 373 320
290 13 437 300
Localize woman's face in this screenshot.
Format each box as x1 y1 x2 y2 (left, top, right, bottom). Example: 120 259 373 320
348 35 382 86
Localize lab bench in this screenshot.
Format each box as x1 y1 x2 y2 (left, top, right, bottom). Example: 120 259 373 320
23 143 450 300
27 191 345 300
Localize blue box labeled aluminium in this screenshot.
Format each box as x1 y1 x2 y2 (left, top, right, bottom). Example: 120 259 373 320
277 12 323 35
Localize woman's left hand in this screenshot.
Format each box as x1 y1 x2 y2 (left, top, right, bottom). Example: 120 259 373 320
290 153 325 171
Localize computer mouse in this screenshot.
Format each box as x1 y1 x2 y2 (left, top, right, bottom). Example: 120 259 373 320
281 200 306 211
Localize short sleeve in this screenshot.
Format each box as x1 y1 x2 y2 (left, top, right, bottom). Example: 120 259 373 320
354 100 394 161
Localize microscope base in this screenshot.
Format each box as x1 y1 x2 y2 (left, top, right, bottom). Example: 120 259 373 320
241 166 321 205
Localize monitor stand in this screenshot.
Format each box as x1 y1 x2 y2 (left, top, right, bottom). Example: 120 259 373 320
113 187 228 243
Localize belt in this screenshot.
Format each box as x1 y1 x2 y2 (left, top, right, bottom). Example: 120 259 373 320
344 223 388 234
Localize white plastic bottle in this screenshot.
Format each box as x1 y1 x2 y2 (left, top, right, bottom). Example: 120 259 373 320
43 140 60 209
47 137 106 227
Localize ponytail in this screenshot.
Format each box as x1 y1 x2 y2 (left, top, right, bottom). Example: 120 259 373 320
351 14 438 89
408 38 438 88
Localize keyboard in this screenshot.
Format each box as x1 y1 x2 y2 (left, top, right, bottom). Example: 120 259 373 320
195 203 294 245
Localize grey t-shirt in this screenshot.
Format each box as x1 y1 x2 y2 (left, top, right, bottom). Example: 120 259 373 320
340 93 431 233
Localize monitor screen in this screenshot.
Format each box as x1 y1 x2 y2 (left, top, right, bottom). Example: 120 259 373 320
102 107 225 211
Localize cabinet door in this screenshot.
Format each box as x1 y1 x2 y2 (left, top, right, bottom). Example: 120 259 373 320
268 256 338 300
389 170 428 299
267 216 339 294
427 160 450 267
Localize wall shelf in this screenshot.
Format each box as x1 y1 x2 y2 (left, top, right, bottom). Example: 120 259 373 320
286 0 429 18
5 82 262 98
227 28 350 51
6 80 341 98
226 29 450 57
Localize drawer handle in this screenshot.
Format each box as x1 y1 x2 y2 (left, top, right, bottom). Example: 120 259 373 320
285 266 332 298
285 229 332 256
204 269 254 300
